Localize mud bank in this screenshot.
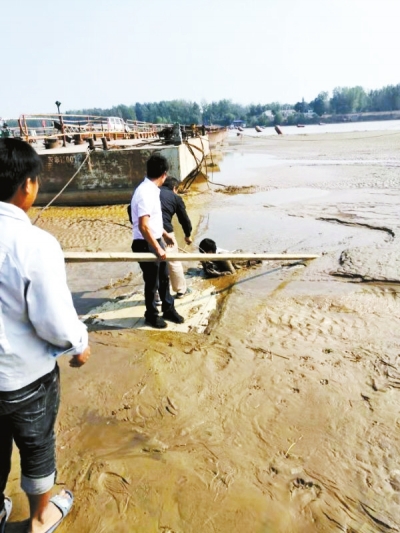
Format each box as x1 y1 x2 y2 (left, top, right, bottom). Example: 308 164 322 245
6 129 400 532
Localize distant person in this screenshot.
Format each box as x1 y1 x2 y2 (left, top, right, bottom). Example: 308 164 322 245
130 153 184 329
199 238 262 278
0 138 91 533
160 176 193 298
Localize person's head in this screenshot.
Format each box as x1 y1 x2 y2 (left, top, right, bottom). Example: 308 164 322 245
146 152 169 179
199 238 217 254
0 138 42 205
164 176 180 192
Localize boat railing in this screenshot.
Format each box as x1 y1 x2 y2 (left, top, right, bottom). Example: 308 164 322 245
15 113 163 145
3 114 214 147
125 119 168 134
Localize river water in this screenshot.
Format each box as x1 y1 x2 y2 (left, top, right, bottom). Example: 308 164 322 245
191 122 400 270
239 119 400 136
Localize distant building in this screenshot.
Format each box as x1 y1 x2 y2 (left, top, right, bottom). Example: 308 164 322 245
281 108 295 118
231 119 246 128
264 109 296 119
264 110 274 119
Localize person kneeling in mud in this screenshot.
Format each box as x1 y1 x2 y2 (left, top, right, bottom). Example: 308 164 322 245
199 238 262 278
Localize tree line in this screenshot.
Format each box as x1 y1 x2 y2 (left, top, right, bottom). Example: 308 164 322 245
64 82 400 127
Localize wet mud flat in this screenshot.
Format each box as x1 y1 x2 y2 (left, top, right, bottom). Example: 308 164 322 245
6 129 400 532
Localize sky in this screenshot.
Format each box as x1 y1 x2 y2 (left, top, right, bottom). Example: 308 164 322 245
1 0 400 118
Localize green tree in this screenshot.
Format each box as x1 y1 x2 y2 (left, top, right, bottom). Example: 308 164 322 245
294 99 307 113
310 92 329 116
273 111 283 125
329 87 368 114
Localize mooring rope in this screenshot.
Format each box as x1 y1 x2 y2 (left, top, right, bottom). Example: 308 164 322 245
32 149 91 225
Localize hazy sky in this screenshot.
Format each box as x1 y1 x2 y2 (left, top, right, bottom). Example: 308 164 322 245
1 0 399 118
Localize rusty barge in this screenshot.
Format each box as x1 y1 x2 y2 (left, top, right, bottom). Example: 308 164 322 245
14 114 215 206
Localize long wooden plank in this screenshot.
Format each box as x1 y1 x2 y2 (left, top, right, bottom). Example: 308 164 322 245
64 252 319 263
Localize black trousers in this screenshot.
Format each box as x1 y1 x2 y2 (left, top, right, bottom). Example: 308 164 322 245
132 239 174 319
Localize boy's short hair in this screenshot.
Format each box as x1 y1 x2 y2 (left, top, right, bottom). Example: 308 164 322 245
164 176 180 191
0 138 42 201
146 153 169 179
199 238 217 254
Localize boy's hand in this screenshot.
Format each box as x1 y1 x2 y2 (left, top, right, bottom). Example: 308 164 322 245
70 345 91 367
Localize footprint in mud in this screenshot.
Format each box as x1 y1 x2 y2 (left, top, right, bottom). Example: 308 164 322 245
209 464 236 494
141 436 168 454
207 345 233 371
98 471 131 513
256 466 278 484
389 470 400 492
290 477 322 507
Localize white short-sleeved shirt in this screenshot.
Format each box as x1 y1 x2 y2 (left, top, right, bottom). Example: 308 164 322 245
130 177 163 240
0 202 88 391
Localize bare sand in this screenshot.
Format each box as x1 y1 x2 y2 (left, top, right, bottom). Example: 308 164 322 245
6 128 400 532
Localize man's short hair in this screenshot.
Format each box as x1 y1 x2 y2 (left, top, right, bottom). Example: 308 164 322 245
146 153 169 179
199 238 217 254
0 138 43 201
164 176 180 191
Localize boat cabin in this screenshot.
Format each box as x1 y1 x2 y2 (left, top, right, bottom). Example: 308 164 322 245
100 117 129 132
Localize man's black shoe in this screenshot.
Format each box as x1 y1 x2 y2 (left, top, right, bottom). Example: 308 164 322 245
145 316 167 329
163 309 185 324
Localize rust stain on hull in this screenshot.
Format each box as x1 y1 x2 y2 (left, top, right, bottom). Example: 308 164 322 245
40 149 148 186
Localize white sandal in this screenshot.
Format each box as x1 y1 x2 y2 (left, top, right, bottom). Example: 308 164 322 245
0 497 12 533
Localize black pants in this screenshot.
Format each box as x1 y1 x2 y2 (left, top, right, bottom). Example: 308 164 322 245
132 239 174 319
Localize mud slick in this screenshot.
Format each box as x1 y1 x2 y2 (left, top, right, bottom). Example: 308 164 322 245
8 127 400 532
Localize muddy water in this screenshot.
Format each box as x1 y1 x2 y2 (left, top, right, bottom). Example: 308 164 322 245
7 130 400 532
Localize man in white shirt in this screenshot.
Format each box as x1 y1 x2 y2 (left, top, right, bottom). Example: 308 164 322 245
131 153 184 328
0 139 90 533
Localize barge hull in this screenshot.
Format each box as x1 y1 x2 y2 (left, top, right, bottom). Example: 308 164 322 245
35 137 209 206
